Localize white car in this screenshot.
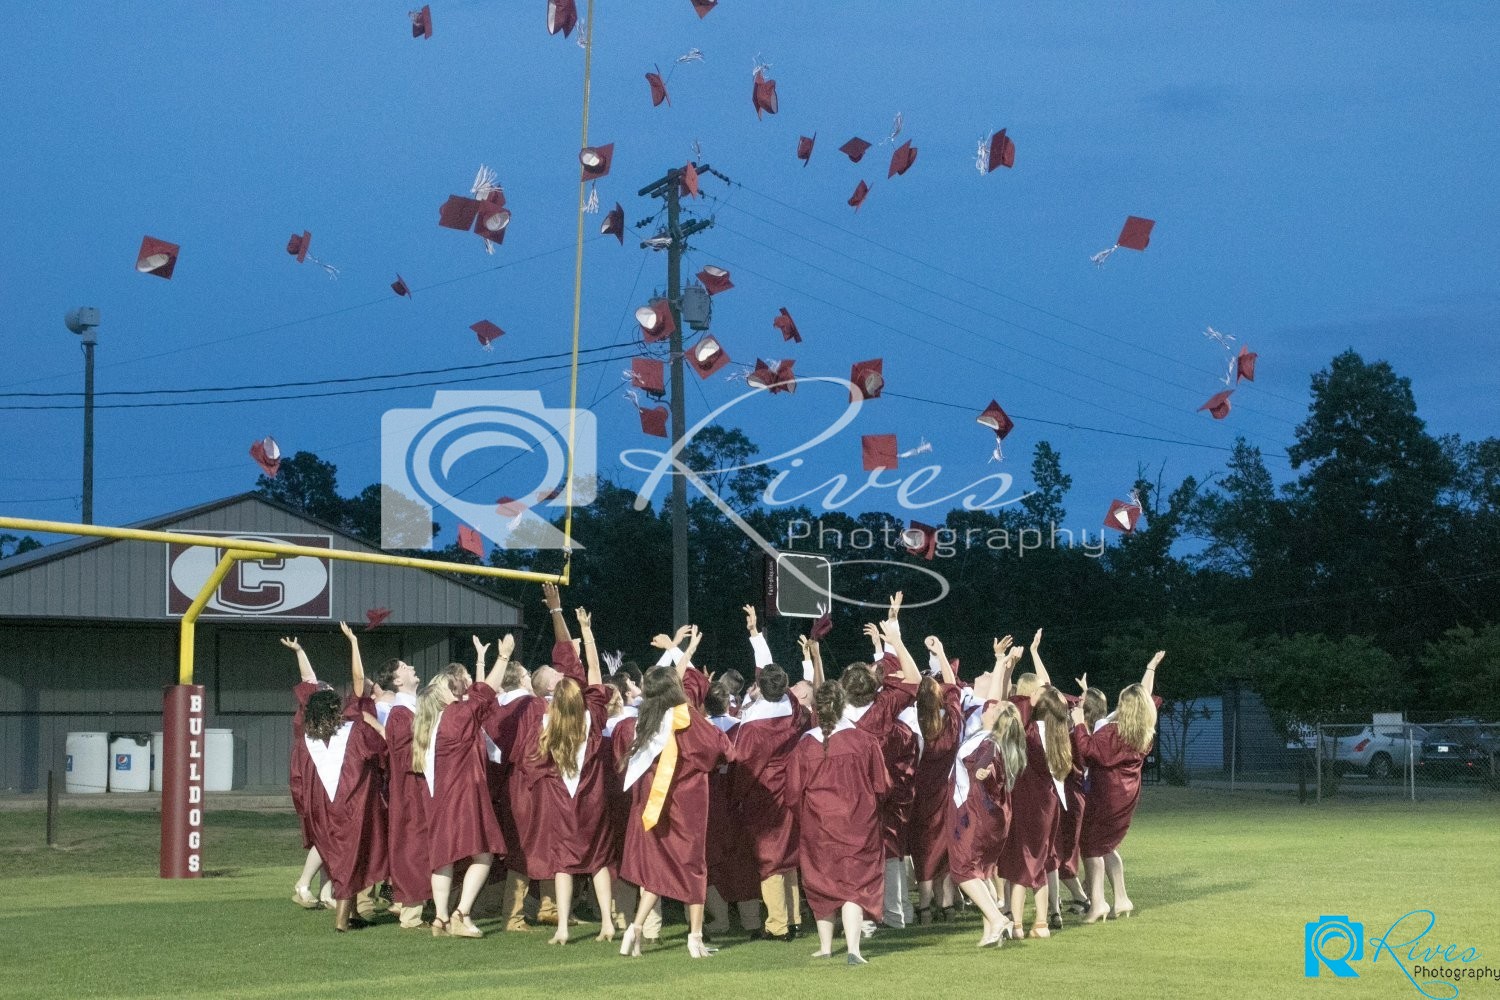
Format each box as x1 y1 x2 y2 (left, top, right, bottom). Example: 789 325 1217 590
1325 723 1428 778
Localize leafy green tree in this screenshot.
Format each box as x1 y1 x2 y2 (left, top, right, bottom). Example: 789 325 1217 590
1420 625 1500 720
0 533 42 559
1250 633 1407 731
255 451 349 528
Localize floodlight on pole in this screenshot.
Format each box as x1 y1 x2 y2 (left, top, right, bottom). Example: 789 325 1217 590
65 308 101 524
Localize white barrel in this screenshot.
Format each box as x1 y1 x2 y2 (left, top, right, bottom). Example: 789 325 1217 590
150 731 164 792
64 732 109 794
108 733 152 793
204 728 234 792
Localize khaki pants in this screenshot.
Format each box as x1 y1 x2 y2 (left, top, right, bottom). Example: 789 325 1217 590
355 884 381 920
397 904 425 928
502 870 531 931
761 871 802 935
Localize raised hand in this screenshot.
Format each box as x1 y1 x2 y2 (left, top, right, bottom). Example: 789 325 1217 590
743 604 758 635
1030 628 1044 653
1076 673 1088 693
472 635 491 661
650 633 674 651
673 624 693 645
863 622 882 653
925 635 944 654
542 582 562 611
879 618 902 643
279 637 302 651
684 625 703 654
1148 651 1165 671
575 607 593 631
497 634 516 659
993 635 1014 658
797 634 810 657
338 621 355 641
887 591 904 620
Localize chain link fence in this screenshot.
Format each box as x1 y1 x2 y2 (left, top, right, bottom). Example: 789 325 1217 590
1146 690 1500 802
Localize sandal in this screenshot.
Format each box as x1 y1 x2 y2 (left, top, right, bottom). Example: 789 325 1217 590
431 917 449 938
450 911 484 938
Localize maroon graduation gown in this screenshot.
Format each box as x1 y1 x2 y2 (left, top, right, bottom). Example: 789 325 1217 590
908 684 964 882
1075 696 1161 858
611 706 731 905
707 718 760 903
425 681 506 871
787 727 891 922
727 699 810 881
298 716 389 899
855 653 918 862
995 696 1059 890
289 680 328 850
384 704 430 905
947 737 1012 883
510 682 614 878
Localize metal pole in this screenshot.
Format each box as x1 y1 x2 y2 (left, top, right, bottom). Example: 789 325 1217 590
82 335 96 524
665 171 689 630
46 769 58 846
1316 723 1322 804
1230 692 1238 792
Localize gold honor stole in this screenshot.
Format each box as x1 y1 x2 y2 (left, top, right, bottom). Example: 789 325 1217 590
642 704 693 831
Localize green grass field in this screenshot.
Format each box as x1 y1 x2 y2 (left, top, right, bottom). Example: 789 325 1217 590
2 788 1496 1000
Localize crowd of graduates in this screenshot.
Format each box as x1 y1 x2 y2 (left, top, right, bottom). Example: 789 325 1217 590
285 586 1162 964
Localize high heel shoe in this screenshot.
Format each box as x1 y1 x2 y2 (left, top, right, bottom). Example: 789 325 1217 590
449 911 484 938
334 898 352 933
686 933 718 959
619 924 642 957
1048 911 1064 932
1027 923 1051 939
431 917 449 938
292 884 321 910
1082 906 1111 925
1113 905 1135 919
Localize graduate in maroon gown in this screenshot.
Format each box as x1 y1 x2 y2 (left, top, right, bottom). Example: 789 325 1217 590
786 677 891 965
613 625 731 960
842 597 921 927
703 680 762 935
947 674 1028 948
382 677 429 928
995 629 1076 939
412 635 512 938
511 588 617 944
483 658 535 932
282 636 331 910
1073 651 1164 923
728 607 813 942
1047 682 1092 928
907 636 969 923
296 687 389 932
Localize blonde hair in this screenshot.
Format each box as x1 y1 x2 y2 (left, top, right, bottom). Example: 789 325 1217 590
987 701 1027 793
535 677 588 778
1083 688 1109 730
411 681 451 774
1034 688 1074 781
1013 672 1039 698
1114 684 1157 754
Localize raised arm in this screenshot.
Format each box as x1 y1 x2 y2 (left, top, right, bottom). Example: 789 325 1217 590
339 621 366 698
879 618 920 685
543 582 573 646
1142 651 1164 698
807 636 825 687
1028 628 1052 689
472 634 490 680
577 608 602 686
1070 674 1089 728
483 634 515 689
361 711 387 741
280 637 317 684
926 635 956 685
680 625 704 678
744 604 773 674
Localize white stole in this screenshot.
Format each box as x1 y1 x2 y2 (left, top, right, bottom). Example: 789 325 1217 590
623 709 677 792
842 702 873 725
306 722 354 802
738 696 793 725
951 729 992 808
423 711 443 796
803 718 856 743
897 705 925 760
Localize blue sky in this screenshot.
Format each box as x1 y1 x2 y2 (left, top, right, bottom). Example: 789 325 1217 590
2 1 1497 547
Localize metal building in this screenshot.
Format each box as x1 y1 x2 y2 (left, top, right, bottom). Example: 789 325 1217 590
0 493 525 793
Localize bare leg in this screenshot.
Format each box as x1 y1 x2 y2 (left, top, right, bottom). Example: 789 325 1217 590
550 872 573 944
632 889 661 930
1083 856 1109 922
1062 874 1088 906
297 847 323 891
1031 884 1051 936
454 852 493 930
814 918 835 956
958 877 1008 944
432 866 455 924
593 870 616 941
1105 851 1133 915
1007 882 1026 932
842 902 867 962
687 902 706 936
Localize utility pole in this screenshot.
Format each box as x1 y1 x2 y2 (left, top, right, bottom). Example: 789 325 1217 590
638 164 716 628
65 308 101 524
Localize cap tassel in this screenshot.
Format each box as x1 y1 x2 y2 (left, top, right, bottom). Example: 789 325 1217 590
1204 327 1239 387
990 442 1004 463
677 47 704 63
884 111 904 145
1091 245 1120 267
584 183 600 214
898 438 932 459
603 650 624 676
975 135 990 176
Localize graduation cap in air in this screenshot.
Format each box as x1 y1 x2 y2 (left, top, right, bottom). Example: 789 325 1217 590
797 134 815 166
752 69 779 118
848 180 871 211
547 0 578 36
1104 498 1143 534
887 139 918 178
438 195 482 231
1092 216 1155 266
579 143 614 181
773 307 802 343
135 236 180 279
695 265 733 295
286 231 311 263
474 192 511 242
496 496 528 519
391 274 412 298
250 436 281 478
1198 389 1234 420
458 524 485 557
471 321 504 350
630 356 666 396
862 434 930 471
840 137 871 163
365 608 392 630
810 607 833 640
902 522 939 561
410 5 432 38
982 128 1016 173
646 67 669 107
977 400 1015 460
635 298 675 343
680 162 700 199
850 358 884 401
748 358 797 394
690 0 717 19
601 203 625 243
687 335 731 379
638 404 670 438
1236 346 1258 383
